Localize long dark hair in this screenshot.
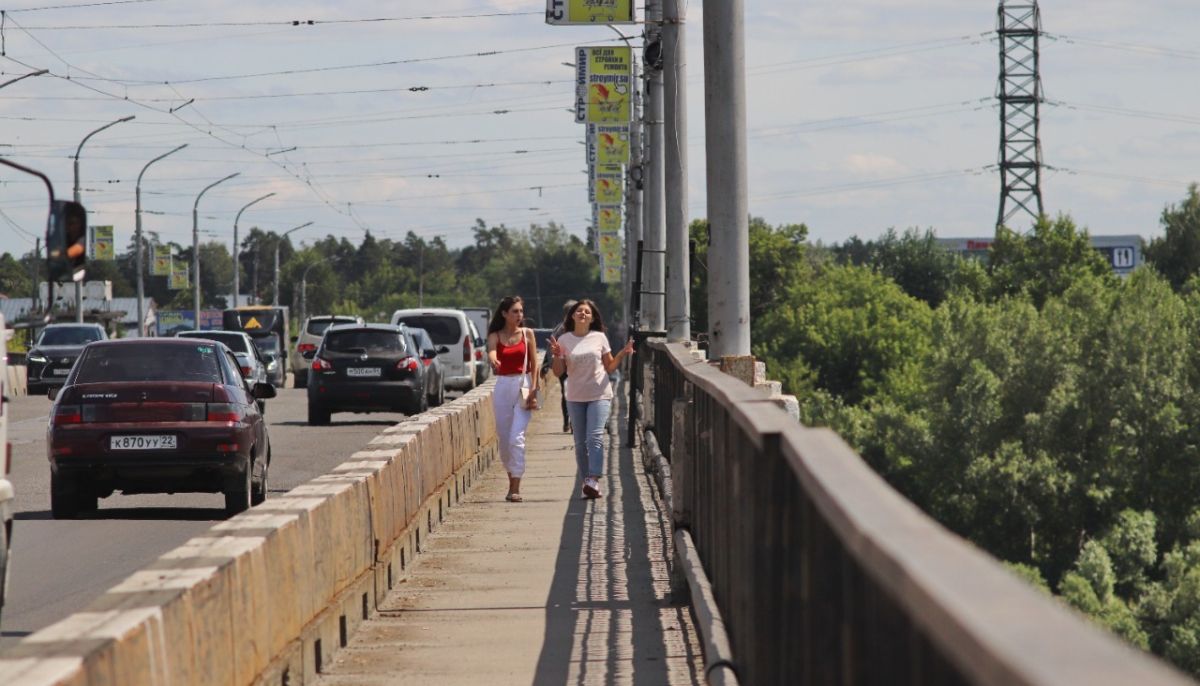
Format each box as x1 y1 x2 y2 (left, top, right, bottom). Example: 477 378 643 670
487 296 523 334
562 299 606 334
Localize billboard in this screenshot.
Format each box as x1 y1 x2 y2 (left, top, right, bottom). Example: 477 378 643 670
596 205 622 232
169 260 188 290
90 225 114 261
575 46 632 124
547 0 635 25
152 244 172 276
593 124 630 166
594 169 623 205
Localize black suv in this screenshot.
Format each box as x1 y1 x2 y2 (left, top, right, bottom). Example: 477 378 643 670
27 323 108 397
306 324 436 425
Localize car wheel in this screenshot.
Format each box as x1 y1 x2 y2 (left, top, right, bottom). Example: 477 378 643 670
224 458 253 516
251 452 268 506
294 370 308 389
308 403 331 426
50 473 82 519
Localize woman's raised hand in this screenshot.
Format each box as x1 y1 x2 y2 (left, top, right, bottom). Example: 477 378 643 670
622 337 636 356
548 335 563 358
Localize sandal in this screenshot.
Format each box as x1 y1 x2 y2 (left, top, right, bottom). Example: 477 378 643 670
505 493 523 502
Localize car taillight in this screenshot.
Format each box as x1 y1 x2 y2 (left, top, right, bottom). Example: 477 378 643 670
312 357 332 371
207 403 240 423
54 404 82 424
421 357 433 367
463 335 471 362
396 357 419 373
475 349 483 361
297 343 316 354
240 365 252 377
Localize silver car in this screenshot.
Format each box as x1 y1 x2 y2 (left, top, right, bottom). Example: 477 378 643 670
293 315 364 389
176 330 271 409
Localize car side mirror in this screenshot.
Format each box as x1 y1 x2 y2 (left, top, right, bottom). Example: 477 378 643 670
252 382 277 400
422 348 438 360
437 345 450 355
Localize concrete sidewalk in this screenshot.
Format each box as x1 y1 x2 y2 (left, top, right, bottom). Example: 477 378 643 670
315 385 704 685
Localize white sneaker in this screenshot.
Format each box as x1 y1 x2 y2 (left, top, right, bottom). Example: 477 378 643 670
582 477 601 499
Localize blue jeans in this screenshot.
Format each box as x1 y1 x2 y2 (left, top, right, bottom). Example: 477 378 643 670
567 399 612 478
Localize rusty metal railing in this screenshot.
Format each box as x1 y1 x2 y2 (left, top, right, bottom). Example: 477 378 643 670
641 340 1191 686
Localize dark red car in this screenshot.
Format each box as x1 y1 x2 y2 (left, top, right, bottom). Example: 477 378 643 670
46 338 275 518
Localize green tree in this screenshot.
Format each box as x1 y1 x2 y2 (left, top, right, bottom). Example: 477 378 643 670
988 214 1114 308
1144 184 1200 290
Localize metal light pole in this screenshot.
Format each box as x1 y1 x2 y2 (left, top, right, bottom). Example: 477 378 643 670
193 173 240 323
135 143 188 336
663 0 690 342
703 0 750 356
274 222 312 306
74 114 135 322
233 192 275 307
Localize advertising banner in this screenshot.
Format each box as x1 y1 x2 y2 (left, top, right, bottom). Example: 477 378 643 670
597 205 622 232
547 0 635 25
152 244 172 276
574 46 632 124
599 232 622 254
169 259 188 290
90 225 115 261
595 168 623 205
593 123 630 166
601 262 622 284
156 310 221 336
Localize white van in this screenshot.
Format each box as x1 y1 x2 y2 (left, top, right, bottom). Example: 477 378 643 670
390 309 479 391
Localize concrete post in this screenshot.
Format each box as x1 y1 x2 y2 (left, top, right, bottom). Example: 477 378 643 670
702 0 751 356
642 0 667 333
663 0 690 342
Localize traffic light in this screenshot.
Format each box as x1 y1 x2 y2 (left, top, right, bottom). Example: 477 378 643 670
46 200 87 282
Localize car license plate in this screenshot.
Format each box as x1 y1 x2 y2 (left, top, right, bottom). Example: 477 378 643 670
52 368 70 375
346 367 381 378
110 435 177 450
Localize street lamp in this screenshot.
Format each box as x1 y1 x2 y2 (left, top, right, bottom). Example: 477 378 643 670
274 221 313 306
232 192 275 307
0 69 48 90
299 256 338 326
135 143 188 336
73 114 135 322
193 173 240 323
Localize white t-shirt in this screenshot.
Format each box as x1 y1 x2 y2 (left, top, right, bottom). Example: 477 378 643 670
559 331 612 402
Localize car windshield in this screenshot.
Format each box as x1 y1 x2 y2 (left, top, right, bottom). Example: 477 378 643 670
325 330 406 353
38 326 103 346
75 343 224 383
253 337 280 355
307 318 356 335
178 331 248 353
394 316 460 345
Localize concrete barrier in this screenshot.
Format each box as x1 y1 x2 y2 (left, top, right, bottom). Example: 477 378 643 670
5 364 26 396
0 383 498 685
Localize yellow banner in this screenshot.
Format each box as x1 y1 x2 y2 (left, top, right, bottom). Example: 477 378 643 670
601 263 622 284
547 0 635 25
595 124 630 166
169 260 189 290
597 206 622 232
90 225 115 261
576 46 632 124
152 244 172 276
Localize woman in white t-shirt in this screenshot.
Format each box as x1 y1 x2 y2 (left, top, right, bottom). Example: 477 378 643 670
548 299 635 499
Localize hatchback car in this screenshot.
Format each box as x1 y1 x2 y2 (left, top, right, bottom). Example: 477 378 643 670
26 323 107 397
307 324 434 425
408 327 448 408
389 309 478 391
176 330 270 409
46 338 275 518
293 315 364 389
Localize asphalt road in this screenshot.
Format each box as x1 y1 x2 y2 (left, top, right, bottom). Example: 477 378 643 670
0 383 425 650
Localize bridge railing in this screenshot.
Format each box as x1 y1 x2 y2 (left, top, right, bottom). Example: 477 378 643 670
641 340 1191 686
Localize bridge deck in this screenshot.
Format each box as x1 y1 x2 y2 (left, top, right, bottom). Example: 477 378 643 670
316 385 704 685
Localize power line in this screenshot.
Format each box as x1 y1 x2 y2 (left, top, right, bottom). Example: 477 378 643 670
3 0 168 12
13 10 542 30
1044 32 1200 62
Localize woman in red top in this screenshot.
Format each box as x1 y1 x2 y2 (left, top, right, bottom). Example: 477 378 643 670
486 296 539 502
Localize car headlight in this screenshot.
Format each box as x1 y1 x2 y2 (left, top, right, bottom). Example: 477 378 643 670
28 351 48 363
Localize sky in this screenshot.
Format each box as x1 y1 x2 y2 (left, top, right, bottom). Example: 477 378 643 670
0 0 1197 260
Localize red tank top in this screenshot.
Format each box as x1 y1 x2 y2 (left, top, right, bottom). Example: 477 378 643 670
495 333 527 375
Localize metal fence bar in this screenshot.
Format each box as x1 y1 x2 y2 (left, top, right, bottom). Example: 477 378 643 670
642 340 1192 686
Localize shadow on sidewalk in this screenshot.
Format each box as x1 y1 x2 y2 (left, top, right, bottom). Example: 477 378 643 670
533 396 702 685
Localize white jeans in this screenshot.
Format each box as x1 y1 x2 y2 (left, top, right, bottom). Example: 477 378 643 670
493 374 532 478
